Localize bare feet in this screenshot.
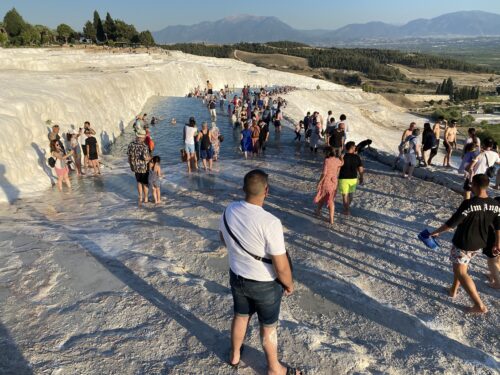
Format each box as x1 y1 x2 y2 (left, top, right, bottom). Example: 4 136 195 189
465 305 488 314
229 348 240 367
448 288 458 298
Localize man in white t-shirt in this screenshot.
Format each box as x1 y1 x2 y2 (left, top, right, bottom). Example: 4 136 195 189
220 170 301 375
338 114 350 141
183 117 198 173
470 138 500 179
402 128 422 179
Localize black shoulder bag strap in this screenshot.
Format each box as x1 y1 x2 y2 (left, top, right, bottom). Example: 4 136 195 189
223 210 272 265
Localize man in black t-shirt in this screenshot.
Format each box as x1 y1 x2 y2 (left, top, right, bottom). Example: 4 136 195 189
338 142 364 216
329 123 345 156
431 174 500 314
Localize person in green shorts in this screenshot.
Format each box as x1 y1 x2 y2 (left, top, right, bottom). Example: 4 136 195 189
338 142 364 215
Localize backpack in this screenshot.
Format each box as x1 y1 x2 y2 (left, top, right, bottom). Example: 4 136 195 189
484 153 496 178
48 157 56 168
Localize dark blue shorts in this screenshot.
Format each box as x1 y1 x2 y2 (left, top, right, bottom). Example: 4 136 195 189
200 147 213 160
229 269 283 326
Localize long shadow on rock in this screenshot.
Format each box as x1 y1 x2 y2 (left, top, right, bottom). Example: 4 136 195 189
297 264 499 370
81 238 265 374
0 322 34 375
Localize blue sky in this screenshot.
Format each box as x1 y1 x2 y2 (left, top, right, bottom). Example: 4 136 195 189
1 0 500 32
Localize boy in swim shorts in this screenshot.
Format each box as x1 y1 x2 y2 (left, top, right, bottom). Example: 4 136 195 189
430 174 500 314
338 142 364 215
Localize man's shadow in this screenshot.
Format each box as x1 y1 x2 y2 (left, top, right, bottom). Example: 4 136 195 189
31 142 55 185
0 164 21 204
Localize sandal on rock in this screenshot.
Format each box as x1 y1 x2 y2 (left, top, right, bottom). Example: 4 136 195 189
229 344 245 368
287 367 304 375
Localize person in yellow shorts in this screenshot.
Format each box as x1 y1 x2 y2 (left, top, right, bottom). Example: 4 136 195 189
338 178 358 195
338 142 364 215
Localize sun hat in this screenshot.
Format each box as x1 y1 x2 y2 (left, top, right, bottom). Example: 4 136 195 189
136 129 146 137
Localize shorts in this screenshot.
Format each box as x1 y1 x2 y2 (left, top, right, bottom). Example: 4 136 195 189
200 147 213 160
338 178 358 195
89 153 98 161
135 172 149 185
208 89 213 95
444 142 451 153
229 269 283 327
405 154 417 166
185 143 195 154
449 247 480 265
55 167 68 177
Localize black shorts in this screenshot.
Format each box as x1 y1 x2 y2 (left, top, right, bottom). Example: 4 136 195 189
135 172 149 185
82 145 87 156
208 89 213 95
444 142 451 153
89 153 98 161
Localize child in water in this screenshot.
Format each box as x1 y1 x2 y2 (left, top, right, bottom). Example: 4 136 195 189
148 156 162 205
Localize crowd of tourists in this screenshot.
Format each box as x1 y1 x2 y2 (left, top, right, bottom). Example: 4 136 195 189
45 80 499 374
392 118 500 188
388 117 500 315
47 121 101 192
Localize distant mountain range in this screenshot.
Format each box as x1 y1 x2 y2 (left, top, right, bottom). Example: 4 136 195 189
153 11 500 45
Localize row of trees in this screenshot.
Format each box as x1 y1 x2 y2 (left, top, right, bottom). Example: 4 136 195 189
436 78 480 101
162 42 493 82
82 11 154 46
163 42 405 81
0 8 154 47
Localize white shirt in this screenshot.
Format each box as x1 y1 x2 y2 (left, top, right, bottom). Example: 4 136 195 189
473 150 499 175
220 201 286 281
340 120 350 136
184 126 197 145
465 137 480 147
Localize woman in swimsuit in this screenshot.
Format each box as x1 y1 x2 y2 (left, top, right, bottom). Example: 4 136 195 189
50 139 73 192
148 156 162 204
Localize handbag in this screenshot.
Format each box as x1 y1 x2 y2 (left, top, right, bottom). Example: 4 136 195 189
223 210 293 272
484 153 496 178
218 134 224 143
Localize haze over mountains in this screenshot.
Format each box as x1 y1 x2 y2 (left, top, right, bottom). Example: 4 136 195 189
153 11 500 45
